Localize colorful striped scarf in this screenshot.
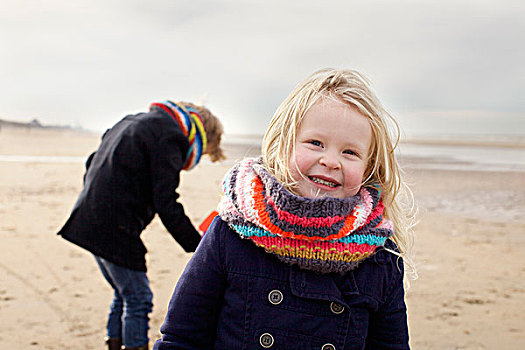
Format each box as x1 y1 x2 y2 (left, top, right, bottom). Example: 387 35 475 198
150 101 207 170
218 157 394 274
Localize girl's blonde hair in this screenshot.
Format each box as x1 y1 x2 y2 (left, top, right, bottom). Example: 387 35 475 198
262 68 417 282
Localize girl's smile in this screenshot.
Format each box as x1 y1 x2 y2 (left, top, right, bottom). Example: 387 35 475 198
307 175 340 188
290 96 372 199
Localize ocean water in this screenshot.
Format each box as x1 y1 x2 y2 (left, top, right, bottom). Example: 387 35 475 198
398 143 525 172
1 137 524 172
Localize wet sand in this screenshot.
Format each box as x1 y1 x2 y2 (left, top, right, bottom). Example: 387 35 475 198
0 126 524 349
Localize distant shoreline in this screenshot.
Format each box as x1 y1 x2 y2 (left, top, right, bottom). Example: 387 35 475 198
402 137 525 149
2 118 523 149
0 118 92 134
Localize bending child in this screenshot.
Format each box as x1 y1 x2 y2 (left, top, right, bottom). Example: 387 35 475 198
58 101 225 350
154 69 417 349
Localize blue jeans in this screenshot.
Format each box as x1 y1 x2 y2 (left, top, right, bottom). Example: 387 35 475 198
95 256 153 347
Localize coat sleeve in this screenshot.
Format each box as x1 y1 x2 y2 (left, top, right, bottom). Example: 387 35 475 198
365 257 410 350
148 127 201 252
153 217 226 349
83 127 109 181
82 151 96 183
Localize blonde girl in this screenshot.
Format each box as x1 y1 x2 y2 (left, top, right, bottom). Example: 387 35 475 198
154 68 417 350
263 68 417 282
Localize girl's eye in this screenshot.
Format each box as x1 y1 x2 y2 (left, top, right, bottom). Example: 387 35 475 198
343 149 356 156
309 140 322 147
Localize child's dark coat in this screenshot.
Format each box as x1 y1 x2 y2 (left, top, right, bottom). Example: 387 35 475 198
154 218 409 349
58 109 202 271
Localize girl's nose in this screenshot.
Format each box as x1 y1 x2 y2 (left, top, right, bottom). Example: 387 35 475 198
319 152 340 169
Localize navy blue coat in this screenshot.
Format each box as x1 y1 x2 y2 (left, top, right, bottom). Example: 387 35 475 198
154 217 410 349
58 108 201 271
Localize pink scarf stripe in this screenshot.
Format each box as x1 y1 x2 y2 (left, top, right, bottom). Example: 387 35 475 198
251 235 376 256
363 200 384 226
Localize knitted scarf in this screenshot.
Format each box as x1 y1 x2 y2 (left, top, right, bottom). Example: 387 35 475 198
150 101 207 170
218 157 394 274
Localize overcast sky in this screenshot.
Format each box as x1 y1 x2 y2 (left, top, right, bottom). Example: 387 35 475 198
1 0 524 137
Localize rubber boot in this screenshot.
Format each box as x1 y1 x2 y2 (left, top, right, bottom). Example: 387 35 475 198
105 337 122 350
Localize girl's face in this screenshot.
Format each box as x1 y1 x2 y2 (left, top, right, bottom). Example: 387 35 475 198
290 97 372 199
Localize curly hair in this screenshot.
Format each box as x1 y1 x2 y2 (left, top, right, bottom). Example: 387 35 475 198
182 102 226 162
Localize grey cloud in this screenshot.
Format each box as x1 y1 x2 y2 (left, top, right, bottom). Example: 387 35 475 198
0 0 523 136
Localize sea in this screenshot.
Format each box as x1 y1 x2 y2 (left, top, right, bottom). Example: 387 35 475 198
397 142 525 172
1 134 524 172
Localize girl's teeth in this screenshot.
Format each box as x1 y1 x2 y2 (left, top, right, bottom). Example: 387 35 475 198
310 177 338 187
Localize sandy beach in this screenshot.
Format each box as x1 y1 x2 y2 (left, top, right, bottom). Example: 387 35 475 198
1 126 524 349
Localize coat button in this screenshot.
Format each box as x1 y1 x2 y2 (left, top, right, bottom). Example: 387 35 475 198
330 302 345 314
268 289 283 305
259 332 274 348
321 343 336 350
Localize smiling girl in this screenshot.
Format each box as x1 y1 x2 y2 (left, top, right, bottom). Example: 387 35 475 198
154 68 417 350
